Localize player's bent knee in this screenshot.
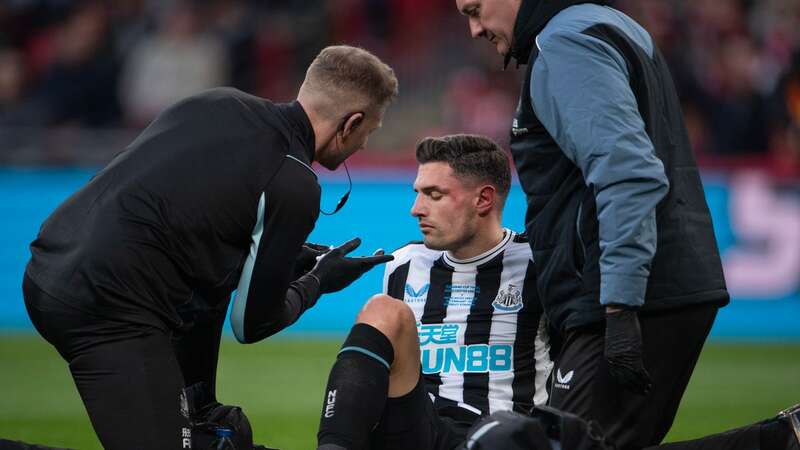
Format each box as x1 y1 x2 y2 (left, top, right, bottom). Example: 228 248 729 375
356 294 416 345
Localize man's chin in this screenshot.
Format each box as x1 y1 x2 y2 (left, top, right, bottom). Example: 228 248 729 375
422 237 446 251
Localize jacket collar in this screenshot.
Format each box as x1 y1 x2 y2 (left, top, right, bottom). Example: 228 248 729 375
505 0 610 68
278 100 316 163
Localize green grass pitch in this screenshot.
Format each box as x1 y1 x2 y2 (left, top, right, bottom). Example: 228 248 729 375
0 336 797 449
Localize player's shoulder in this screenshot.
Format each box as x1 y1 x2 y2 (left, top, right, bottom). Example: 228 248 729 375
160 87 275 130
385 241 438 272
175 87 249 109
506 231 534 262
194 89 303 158
391 240 436 261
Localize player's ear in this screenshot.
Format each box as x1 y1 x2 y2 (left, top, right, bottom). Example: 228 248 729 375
476 185 496 216
341 112 364 138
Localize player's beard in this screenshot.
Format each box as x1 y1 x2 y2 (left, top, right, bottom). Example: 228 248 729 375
422 226 476 254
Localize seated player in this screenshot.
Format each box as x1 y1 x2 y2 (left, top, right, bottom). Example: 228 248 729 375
316 134 553 450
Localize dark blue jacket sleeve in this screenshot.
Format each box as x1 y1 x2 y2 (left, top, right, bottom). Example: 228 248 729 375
530 30 669 307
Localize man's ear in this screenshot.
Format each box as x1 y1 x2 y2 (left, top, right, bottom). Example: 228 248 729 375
476 185 497 216
341 112 364 138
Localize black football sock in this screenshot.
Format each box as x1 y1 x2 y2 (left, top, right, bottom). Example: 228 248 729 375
317 323 395 450
645 418 794 450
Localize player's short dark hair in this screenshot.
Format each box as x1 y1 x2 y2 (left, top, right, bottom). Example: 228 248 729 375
415 134 511 199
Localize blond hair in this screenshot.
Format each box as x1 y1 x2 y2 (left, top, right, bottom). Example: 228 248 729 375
301 45 398 118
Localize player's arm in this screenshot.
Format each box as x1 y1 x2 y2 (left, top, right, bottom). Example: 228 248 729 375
530 30 669 309
230 159 321 344
382 253 400 296
381 246 415 299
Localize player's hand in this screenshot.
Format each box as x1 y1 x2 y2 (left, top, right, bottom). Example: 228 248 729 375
309 237 393 294
293 242 330 280
604 307 652 395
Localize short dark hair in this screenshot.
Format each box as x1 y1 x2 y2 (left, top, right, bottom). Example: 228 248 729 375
415 134 511 199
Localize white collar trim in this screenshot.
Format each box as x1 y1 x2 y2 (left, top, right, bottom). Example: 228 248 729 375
443 228 513 269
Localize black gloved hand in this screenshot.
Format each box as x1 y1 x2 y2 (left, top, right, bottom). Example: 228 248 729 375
308 237 394 294
604 307 652 395
293 242 330 280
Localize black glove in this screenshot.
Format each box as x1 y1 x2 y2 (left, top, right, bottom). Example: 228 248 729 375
604 307 652 395
292 242 330 280
308 237 393 294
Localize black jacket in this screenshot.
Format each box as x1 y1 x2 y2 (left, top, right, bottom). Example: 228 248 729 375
508 2 729 332
27 88 322 342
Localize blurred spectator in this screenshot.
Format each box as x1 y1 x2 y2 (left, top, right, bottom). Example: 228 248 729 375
442 68 515 146
108 0 152 60
251 13 297 102
750 0 800 71
699 34 770 155
119 0 228 126
28 0 121 127
769 50 800 177
207 0 257 91
0 47 30 125
0 0 797 171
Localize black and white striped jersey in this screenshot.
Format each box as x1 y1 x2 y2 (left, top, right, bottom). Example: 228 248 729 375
383 229 552 418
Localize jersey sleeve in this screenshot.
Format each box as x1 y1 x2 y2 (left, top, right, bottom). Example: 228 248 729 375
382 258 396 295
230 156 321 343
383 245 414 299
530 30 669 308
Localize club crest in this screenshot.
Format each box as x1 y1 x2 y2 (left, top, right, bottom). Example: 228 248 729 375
492 284 523 312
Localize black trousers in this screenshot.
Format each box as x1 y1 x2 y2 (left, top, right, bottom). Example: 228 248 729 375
643 422 762 450
548 304 719 450
22 276 227 450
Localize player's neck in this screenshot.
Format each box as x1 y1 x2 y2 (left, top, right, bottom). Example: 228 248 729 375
448 224 506 261
296 96 338 152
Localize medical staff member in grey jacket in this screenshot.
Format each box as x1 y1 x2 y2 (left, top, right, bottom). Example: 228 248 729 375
455 1 730 449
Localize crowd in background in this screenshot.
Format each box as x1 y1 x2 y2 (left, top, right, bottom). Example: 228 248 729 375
0 0 798 175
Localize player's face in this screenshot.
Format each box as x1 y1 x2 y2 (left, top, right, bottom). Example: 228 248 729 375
455 0 521 56
411 162 481 252
318 111 384 170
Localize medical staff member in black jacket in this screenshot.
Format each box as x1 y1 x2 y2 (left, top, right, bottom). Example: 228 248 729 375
22 45 397 450
454 1 732 449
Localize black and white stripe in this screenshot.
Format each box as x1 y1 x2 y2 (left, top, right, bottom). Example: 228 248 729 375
382 229 552 417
